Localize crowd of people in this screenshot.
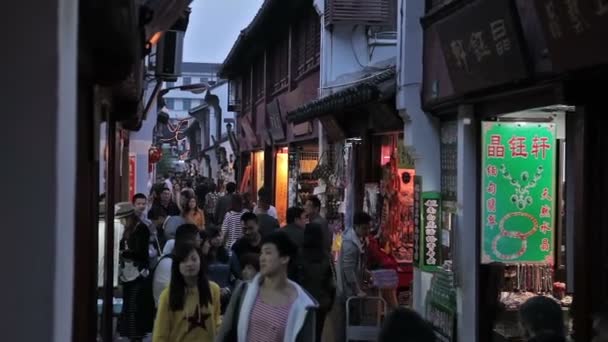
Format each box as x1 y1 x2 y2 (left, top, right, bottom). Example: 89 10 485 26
108 173 608 342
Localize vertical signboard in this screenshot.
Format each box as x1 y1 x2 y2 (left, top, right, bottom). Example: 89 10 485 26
481 122 556 264
128 153 136 200
420 191 441 270
440 121 458 202
267 98 286 141
413 176 422 265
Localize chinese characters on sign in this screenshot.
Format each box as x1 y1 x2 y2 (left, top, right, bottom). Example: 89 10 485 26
437 0 528 94
267 98 286 141
536 0 608 70
413 176 422 265
419 192 441 270
481 122 556 264
441 121 458 202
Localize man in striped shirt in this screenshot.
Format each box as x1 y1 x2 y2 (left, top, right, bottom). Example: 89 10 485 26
216 232 317 342
221 193 249 250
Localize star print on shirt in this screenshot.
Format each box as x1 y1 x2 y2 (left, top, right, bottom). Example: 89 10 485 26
184 305 211 333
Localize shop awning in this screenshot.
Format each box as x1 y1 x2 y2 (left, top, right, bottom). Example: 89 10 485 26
286 66 397 125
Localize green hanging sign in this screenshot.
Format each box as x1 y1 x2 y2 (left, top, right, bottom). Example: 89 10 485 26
419 191 442 271
481 122 556 264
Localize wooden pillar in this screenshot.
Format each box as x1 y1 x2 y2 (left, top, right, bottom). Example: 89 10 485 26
101 107 119 342
71 83 100 342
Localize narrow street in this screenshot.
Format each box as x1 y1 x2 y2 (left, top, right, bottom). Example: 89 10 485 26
5 0 608 342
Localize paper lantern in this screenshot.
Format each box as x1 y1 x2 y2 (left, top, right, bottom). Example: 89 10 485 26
148 146 162 164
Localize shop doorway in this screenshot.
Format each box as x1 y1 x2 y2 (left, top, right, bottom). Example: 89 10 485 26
479 106 572 341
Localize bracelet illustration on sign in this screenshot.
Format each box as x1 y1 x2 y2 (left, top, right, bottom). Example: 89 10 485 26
492 212 538 260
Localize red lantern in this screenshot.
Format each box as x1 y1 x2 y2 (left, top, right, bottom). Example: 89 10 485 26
148 146 162 164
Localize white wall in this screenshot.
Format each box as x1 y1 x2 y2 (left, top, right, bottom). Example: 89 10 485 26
2 0 77 340
395 0 446 327
315 0 397 90
164 71 219 118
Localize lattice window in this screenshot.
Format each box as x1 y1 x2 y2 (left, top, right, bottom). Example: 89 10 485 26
242 71 251 111
228 78 241 111
253 57 265 102
294 7 321 79
269 35 289 94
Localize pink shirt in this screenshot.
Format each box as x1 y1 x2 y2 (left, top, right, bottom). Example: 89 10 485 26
246 293 294 342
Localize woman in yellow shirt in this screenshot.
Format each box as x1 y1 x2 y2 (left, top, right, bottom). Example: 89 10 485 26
181 190 206 231
153 242 221 342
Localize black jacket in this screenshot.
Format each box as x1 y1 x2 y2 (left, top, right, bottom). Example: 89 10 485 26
257 213 280 238
214 193 233 224
299 250 335 312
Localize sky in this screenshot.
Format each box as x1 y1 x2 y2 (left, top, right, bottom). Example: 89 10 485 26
183 0 265 63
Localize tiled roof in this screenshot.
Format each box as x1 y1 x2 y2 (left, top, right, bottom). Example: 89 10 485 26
287 67 396 124
219 0 310 77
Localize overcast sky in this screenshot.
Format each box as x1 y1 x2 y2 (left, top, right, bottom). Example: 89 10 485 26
183 0 265 63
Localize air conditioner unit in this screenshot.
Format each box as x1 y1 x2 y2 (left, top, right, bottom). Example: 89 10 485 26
155 30 184 81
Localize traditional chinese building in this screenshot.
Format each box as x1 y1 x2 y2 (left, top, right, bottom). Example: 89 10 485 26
420 0 608 341
219 0 321 223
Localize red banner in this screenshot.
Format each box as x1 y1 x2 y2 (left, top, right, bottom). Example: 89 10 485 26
129 154 136 200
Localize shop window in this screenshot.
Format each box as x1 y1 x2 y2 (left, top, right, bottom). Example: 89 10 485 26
294 7 320 79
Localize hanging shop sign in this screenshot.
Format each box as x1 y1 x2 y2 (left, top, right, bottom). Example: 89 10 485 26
129 153 136 200
413 176 422 266
418 191 442 270
436 0 529 95
240 115 259 149
267 98 286 141
535 0 608 71
481 122 556 264
440 121 458 202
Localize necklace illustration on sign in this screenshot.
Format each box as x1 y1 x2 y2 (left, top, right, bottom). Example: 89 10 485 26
499 165 544 210
492 165 543 260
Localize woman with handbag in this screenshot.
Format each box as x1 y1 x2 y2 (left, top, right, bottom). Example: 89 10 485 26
117 202 155 342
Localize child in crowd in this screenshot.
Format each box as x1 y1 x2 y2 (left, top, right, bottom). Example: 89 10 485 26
240 253 260 282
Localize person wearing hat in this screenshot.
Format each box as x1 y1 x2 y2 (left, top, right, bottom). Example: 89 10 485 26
116 202 155 341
